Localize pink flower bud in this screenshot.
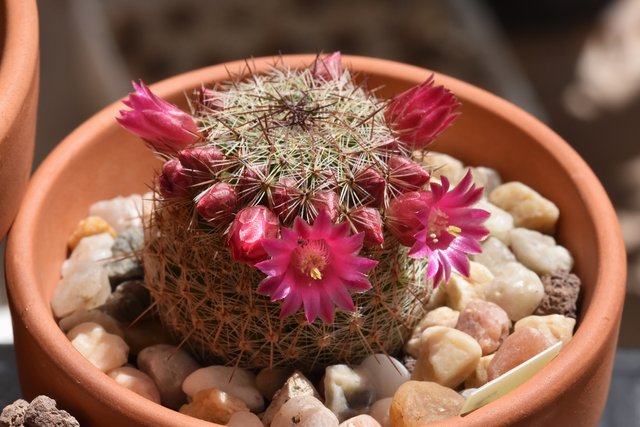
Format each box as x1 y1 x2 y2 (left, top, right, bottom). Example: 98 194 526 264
384 75 460 150
349 207 384 248
236 164 267 204
196 182 237 225
310 191 340 222
117 81 201 154
227 206 280 265
179 146 226 179
271 177 300 222
311 52 342 80
388 156 430 193
386 191 432 246
353 166 386 205
159 159 192 198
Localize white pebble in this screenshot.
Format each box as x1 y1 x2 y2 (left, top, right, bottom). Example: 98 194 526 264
339 414 382 427
182 366 264 412
405 307 460 358
324 364 374 421
369 398 392 427
472 237 516 272
475 199 514 245
271 395 339 427
422 152 465 184
470 166 502 195
515 314 576 347
61 232 114 277
358 354 409 399
51 261 111 318
108 366 161 403
89 194 143 233
59 309 124 338
226 410 263 427
489 182 559 234
483 262 545 321
67 322 129 372
509 228 574 274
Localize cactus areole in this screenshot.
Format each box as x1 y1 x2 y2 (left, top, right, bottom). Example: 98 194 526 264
118 53 489 370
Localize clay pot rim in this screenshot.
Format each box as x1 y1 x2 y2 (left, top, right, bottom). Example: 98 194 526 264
6 54 626 426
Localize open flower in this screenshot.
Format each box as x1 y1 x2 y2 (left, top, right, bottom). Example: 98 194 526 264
255 212 378 324
408 171 489 285
384 75 460 150
117 80 201 154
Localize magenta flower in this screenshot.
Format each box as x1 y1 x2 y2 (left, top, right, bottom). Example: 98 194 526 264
384 75 460 150
227 206 280 265
255 212 378 324
408 171 490 285
311 51 342 80
117 80 201 154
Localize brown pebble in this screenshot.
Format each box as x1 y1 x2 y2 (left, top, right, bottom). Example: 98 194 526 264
455 299 511 355
23 395 80 427
0 399 28 427
535 270 581 318
179 387 248 424
487 327 550 381
389 381 464 427
67 216 116 250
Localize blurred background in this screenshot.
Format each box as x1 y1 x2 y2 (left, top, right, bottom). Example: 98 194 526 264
2 0 640 424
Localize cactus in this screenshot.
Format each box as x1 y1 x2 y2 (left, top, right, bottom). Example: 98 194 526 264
120 54 486 371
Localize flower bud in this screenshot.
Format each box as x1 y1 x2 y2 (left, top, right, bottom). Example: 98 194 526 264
311 51 342 80
310 191 340 222
196 182 237 225
388 156 430 193
271 177 299 222
237 164 267 204
384 75 459 150
386 191 432 246
227 206 280 264
159 159 192 198
349 207 384 248
353 166 386 205
179 146 226 180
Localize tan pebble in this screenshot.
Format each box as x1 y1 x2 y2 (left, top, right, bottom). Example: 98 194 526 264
456 299 511 355
227 411 263 427
256 366 295 400
59 309 124 338
483 261 544 321
262 371 319 427
445 273 485 312
67 322 129 373
489 182 559 234
107 366 161 403
487 327 551 381
426 280 447 310
389 381 464 427
475 199 514 245
469 261 494 285
412 326 481 389
421 152 465 184
464 354 495 388
68 216 117 250
179 387 248 424
515 314 576 347
339 414 382 427
369 398 392 427
405 307 459 358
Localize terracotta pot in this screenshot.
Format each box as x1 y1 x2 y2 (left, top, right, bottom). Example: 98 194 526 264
0 0 39 240
6 55 626 426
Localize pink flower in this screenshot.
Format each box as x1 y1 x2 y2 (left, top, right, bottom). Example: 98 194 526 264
255 212 378 324
311 191 340 222
227 206 280 265
386 191 432 246
311 52 342 80
387 156 430 194
384 75 460 150
196 182 237 225
348 207 384 248
408 171 490 285
117 80 201 154
159 159 193 198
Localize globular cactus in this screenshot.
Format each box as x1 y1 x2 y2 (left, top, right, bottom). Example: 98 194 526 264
119 53 487 371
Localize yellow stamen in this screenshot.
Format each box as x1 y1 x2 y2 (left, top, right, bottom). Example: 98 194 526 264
310 267 323 280
447 225 462 236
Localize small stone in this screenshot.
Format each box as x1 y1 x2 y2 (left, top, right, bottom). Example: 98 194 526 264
489 182 559 234
455 300 511 355
339 414 382 427
469 261 495 285
182 365 264 412
51 261 111 318
105 227 145 288
61 232 114 277
368 398 392 427
108 366 161 403
412 326 482 389
271 395 339 427
475 199 514 245
405 307 460 358
510 228 574 275
483 261 545 321
0 399 28 426
137 344 201 409
464 354 494 388
421 152 465 184
470 166 502 195
401 356 416 374
256 366 295 400
472 237 516 272
425 280 447 310
123 317 175 356
358 354 410 399
179 387 249 424
58 309 124 338
67 216 116 250
89 194 144 233
487 327 551 381
324 364 374 421
227 411 264 427
535 271 581 318
515 314 576 347
389 381 464 427
262 371 319 427
23 395 79 427
444 273 485 312
104 280 150 323
67 322 129 373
